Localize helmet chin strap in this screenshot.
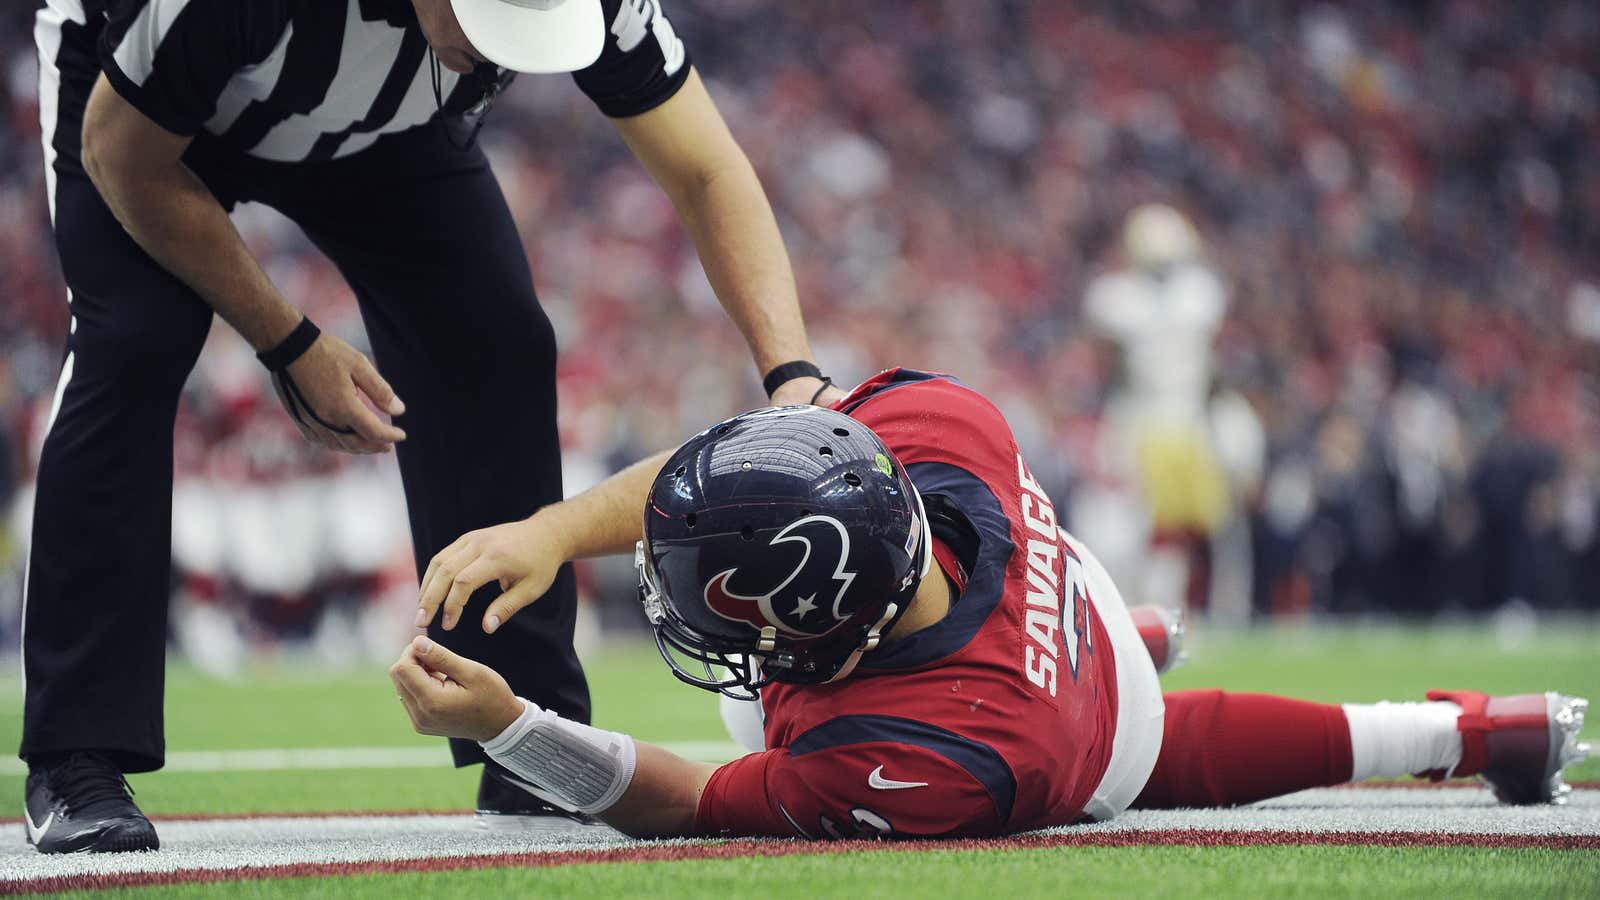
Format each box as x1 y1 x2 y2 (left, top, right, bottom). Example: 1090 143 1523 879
826 601 898 684
912 485 935 580
826 485 935 685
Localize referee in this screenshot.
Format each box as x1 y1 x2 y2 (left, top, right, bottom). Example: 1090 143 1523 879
24 0 839 854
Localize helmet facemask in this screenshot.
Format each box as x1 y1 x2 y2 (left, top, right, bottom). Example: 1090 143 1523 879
637 540 775 700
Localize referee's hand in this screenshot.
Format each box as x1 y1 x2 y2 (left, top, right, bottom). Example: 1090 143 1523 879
275 334 407 454
416 516 566 634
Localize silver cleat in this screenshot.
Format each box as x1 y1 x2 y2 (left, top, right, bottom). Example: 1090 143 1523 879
1547 693 1590 806
1130 605 1187 674
1426 688 1590 804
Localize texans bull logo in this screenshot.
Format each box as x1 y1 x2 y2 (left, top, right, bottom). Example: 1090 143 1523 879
703 515 857 636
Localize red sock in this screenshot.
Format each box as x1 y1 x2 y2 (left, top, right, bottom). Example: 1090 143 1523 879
1132 690 1354 809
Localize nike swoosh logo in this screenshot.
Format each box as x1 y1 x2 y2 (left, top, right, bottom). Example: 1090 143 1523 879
24 808 54 844
867 765 928 790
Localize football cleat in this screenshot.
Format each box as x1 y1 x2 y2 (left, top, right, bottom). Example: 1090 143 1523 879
1425 689 1590 805
25 752 159 853
1129 605 1187 675
474 763 597 830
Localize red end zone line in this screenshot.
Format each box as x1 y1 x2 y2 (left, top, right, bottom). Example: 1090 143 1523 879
5 830 1598 895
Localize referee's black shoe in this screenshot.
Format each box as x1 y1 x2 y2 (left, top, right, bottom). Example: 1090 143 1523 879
25 752 159 853
474 762 596 830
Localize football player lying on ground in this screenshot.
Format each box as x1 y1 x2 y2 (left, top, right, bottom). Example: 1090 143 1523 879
392 369 1590 839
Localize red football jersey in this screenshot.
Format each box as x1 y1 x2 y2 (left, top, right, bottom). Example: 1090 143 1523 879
696 369 1119 838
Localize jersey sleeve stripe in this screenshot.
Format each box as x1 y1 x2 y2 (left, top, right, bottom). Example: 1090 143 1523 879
109 0 197 86
216 4 348 154
789 714 1017 826
863 461 1014 670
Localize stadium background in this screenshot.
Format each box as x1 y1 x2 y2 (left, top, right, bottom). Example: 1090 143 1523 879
0 0 1596 669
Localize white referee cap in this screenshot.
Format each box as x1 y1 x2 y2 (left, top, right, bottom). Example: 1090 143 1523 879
450 0 605 73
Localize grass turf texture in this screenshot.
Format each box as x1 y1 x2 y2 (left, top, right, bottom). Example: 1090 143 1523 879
2 622 1596 897
41 846 1600 899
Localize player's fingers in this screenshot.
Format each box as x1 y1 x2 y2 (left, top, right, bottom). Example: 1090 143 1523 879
482 579 544 635
410 635 481 683
393 682 425 733
389 653 432 730
440 557 497 630
391 643 446 702
351 356 406 418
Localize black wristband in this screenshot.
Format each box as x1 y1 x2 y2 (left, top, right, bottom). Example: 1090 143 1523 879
257 317 321 372
762 360 824 397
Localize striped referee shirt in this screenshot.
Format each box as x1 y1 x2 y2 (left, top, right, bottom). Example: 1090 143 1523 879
80 0 689 163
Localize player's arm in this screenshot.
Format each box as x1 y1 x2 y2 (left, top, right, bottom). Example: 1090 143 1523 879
391 637 715 837
80 77 404 453
611 70 840 407
416 449 674 632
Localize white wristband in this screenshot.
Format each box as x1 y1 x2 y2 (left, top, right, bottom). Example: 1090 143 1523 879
480 698 638 816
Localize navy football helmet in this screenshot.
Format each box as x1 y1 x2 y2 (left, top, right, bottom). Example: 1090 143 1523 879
637 405 931 697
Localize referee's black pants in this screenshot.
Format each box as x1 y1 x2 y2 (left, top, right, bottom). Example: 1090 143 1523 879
23 22 589 773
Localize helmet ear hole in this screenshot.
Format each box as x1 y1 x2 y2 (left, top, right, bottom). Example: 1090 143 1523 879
740 525 755 541
843 472 863 487
833 427 850 437
819 446 833 458
685 513 698 528
673 465 687 478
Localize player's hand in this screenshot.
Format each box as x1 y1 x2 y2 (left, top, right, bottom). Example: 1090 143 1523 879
770 376 845 408
273 333 406 454
416 515 568 634
390 637 523 743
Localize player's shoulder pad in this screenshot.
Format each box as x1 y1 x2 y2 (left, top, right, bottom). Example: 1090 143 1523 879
840 368 1015 473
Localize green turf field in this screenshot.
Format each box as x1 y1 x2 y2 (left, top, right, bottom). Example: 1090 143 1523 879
48 846 1600 900
3 621 1597 896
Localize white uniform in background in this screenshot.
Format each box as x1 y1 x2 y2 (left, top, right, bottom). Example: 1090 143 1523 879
1085 262 1226 428
1078 205 1240 614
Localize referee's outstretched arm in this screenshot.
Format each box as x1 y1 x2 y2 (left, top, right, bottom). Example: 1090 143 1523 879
79 76 407 455
610 68 843 409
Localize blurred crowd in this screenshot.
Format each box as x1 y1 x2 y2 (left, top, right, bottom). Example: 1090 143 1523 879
1 1 1597 660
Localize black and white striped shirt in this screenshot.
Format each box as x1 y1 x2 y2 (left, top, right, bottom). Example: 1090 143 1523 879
84 0 689 163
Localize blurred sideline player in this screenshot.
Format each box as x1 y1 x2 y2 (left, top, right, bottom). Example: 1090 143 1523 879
392 369 1587 838
1081 204 1262 619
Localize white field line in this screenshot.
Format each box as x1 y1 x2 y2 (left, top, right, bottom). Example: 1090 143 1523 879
0 789 1595 885
0 742 744 776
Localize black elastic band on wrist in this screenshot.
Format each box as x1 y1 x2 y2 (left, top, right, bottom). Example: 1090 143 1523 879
257 317 321 372
808 378 835 406
762 360 824 397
